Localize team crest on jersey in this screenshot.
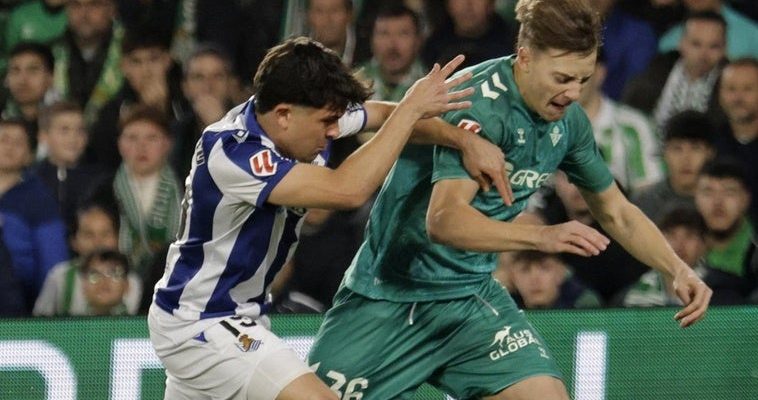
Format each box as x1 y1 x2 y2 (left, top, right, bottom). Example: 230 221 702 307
236 334 263 352
457 119 482 134
250 150 277 177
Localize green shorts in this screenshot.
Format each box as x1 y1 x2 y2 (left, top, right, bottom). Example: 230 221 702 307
308 278 562 399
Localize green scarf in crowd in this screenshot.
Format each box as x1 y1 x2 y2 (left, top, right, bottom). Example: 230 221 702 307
52 23 124 125
113 164 181 280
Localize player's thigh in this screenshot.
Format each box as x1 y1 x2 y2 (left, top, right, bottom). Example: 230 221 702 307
274 373 338 400
308 289 433 400
483 375 569 400
432 279 564 399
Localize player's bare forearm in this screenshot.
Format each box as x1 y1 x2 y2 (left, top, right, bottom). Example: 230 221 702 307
363 102 472 148
582 184 711 327
581 184 686 277
428 179 609 255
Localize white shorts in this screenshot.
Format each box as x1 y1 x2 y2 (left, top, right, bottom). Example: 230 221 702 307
149 309 311 400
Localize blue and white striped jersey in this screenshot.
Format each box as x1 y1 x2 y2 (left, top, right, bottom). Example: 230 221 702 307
153 97 366 321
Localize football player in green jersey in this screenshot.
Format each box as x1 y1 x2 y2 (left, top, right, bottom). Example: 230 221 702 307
309 1 713 399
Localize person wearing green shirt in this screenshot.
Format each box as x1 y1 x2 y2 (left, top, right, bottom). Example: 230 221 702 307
357 4 426 103
695 159 757 304
308 1 712 399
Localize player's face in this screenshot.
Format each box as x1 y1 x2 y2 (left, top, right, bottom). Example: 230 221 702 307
6 53 53 105
283 105 342 162
517 47 596 121
372 15 421 77
72 208 119 256
695 177 750 234
117 120 172 177
663 139 714 191
679 20 725 79
719 65 758 125
663 226 706 267
82 260 128 313
40 112 88 167
511 258 564 309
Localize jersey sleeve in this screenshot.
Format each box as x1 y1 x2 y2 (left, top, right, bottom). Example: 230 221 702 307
207 137 296 207
559 108 615 193
336 103 367 138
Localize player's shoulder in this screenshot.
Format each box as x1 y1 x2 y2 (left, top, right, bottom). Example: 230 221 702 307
451 57 516 120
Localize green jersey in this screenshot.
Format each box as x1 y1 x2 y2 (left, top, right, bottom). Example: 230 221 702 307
345 56 614 301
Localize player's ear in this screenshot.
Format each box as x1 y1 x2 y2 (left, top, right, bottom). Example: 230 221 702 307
273 104 292 130
516 47 531 73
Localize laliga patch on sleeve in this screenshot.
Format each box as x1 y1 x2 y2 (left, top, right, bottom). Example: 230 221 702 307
457 119 482 134
249 149 277 177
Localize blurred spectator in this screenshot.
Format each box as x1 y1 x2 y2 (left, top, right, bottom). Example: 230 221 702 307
422 0 514 70
113 105 180 286
716 58 758 229
171 44 235 178
115 0 182 54
308 0 367 67
532 171 647 302
0 119 68 311
632 111 716 222
33 202 142 316
281 0 368 67
88 29 183 172
51 0 124 125
508 250 602 309
216 0 284 86
591 0 658 100
358 4 425 102
0 225 26 317
617 0 685 36
3 0 67 73
2 42 57 143
32 101 107 231
578 52 662 194
658 0 758 59
623 11 727 130
695 159 757 304
620 207 708 307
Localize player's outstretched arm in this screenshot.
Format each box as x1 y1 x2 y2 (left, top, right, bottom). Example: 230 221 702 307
360 102 513 205
580 183 712 327
268 55 474 210
426 178 610 255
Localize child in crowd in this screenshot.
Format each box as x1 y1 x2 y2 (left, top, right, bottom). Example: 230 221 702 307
33 202 141 316
33 101 107 231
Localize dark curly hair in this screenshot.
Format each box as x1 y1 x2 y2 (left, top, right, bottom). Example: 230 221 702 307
252 36 371 113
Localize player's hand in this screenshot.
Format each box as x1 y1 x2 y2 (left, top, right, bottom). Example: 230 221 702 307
460 132 514 205
401 55 474 119
537 221 610 256
672 268 712 328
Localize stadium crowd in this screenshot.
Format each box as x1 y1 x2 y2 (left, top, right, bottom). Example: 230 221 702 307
0 0 755 318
